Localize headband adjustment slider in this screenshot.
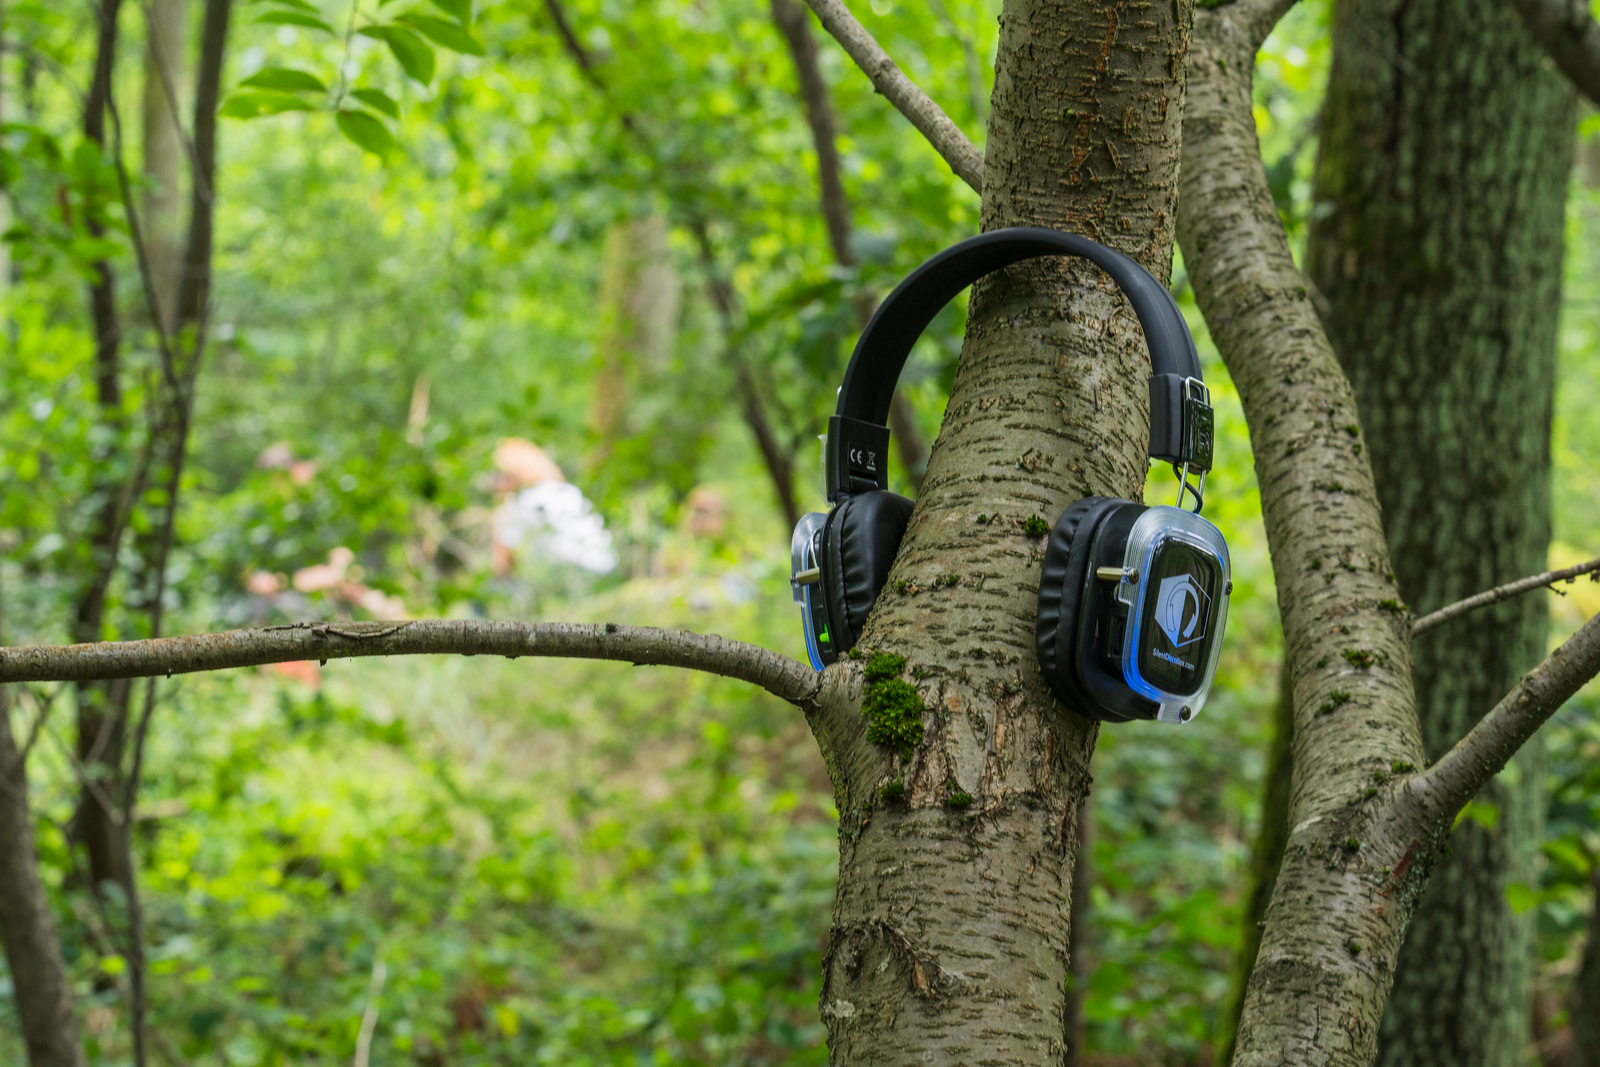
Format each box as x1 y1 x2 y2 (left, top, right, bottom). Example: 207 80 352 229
825 415 891 500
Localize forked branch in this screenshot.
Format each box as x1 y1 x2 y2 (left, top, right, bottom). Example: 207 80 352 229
1504 0 1600 105
798 0 985 191
0 621 822 708
1422 608 1600 817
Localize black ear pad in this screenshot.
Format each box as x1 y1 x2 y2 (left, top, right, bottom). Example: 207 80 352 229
1036 497 1159 723
820 491 915 656
1037 497 1123 714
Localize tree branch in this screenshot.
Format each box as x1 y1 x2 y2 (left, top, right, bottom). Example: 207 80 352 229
1412 556 1600 637
0 621 822 708
1504 0 1600 106
798 0 984 192
1227 0 1303 50
1422 608 1600 818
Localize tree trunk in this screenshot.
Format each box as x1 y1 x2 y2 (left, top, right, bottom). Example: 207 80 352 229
76 0 135 904
1214 665 1293 1066
1574 865 1600 1067
142 0 188 330
586 212 680 476
1305 0 1575 1057
805 0 1192 1058
1065 795 1092 1067
0 691 87 1067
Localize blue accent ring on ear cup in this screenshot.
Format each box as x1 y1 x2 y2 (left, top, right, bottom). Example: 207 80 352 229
1036 497 1158 722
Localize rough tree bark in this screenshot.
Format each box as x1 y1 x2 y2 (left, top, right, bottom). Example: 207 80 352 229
1305 0 1576 1056
801 0 1193 1058
1179 2 1422 1062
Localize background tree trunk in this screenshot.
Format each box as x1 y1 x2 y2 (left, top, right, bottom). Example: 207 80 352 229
142 0 187 330
1305 0 1575 1059
0 690 86 1067
1214 666 1293 1065
1574 866 1600 1067
806 0 1193 1058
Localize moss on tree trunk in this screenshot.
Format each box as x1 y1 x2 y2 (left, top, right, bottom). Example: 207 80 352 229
1305 0 1575 1058
804 0 1193 1059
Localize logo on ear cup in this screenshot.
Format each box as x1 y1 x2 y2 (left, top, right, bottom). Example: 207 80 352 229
1155 574 1210 649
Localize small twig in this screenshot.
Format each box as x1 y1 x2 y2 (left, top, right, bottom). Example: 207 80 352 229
353 954 387 1067
0 620 824 709
799 0 984 191
1422 607 1600 819
19 684 63 763
1412 557 1600 637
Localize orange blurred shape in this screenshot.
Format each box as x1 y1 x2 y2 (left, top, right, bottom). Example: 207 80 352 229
256 442 293 469
265 660 322 688
494 438 565 488
686 487 726 540
289 460 318 486
245 570 282 596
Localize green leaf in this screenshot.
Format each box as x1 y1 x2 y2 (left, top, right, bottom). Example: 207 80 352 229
336 109 398 159
1453 799 1500 831
239 67 328 93
254 0 320 10
255 10 336 31
427 0 471 21
359 26 436 84
219 91 318 118
399 14 484 55
349 89 400 119
1503 883 1539 914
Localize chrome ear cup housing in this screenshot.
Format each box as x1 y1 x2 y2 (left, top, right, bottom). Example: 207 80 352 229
1110 506 1231 722
790 513 833 670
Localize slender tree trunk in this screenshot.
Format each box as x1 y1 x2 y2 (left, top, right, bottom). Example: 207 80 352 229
142 0 187 330
586 213 680 475
1574 866 1600 1067
75 0 135 904
1214 666 1293 1065
805 0 1192 1058
1305 0 1575 1058
0 699 86 1067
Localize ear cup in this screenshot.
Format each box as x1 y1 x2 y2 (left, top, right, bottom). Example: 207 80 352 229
1037 497 1123 713
820 491 915 656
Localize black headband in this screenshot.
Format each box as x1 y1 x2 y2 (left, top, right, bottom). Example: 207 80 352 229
825 227 1212 499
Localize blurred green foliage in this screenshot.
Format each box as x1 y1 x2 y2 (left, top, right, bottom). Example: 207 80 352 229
0 0 1596 1062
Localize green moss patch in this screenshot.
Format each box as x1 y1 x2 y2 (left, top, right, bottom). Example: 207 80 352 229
862 653 924 757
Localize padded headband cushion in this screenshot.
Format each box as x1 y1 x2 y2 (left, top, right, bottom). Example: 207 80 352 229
836 227 1201 427
1036 496 1125 716
822 490 915 653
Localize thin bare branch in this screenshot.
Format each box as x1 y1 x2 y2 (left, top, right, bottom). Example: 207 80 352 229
1504 0 1600 106
0 621 823 708
1412 556 1600 637
799 0 985 191
1422 608 1600 818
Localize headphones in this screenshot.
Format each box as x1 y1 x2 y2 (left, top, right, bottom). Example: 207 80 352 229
789 227 1231 724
